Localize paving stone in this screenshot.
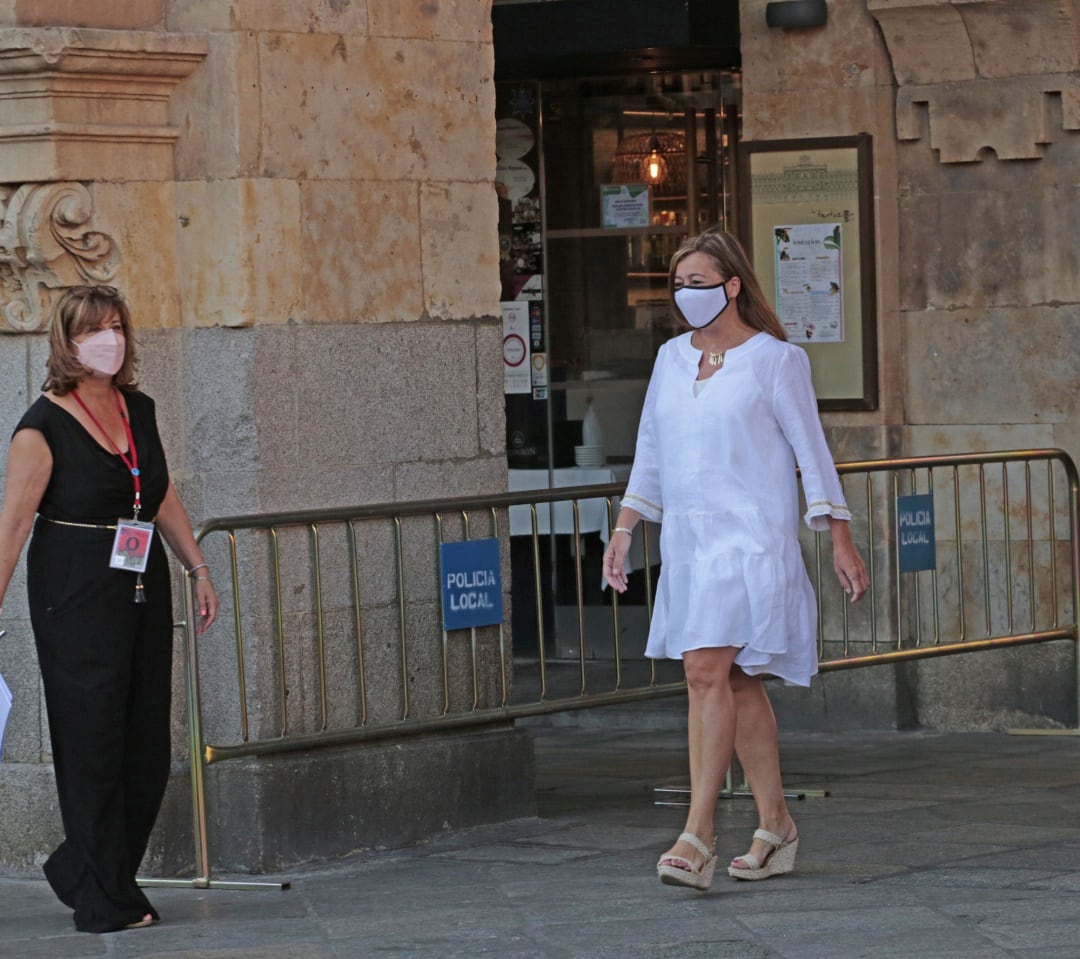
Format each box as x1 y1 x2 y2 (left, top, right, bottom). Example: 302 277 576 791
5 727 1080 958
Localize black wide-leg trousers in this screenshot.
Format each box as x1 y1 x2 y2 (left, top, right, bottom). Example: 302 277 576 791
28 520 173 934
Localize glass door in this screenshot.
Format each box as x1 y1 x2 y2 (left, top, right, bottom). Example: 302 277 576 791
500 70 742 657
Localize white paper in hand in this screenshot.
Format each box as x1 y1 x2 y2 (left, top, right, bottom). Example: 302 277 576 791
0 670 11 761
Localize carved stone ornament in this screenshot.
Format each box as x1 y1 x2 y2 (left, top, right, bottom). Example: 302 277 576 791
0 182 120 334
868 0 1080 162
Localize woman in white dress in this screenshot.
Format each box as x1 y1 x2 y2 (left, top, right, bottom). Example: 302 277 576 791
603 229 868 892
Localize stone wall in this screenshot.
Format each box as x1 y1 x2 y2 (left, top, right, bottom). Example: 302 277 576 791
740 0 1079 730
0 1 535 876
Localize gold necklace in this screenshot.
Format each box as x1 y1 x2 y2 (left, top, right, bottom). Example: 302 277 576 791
707 351 725 367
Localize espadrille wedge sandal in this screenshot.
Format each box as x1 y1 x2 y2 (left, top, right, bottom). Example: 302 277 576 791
657 832 717 891
727 827 799 880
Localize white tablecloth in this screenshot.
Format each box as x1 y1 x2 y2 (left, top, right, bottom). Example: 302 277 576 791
507 467 623 537
507 465 660 574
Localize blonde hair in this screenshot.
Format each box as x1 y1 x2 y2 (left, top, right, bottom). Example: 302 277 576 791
42 285 138 396
668 229 788 341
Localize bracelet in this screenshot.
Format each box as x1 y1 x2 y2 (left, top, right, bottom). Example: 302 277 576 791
613 526 634 537
195 576 211 582
188 562 209 574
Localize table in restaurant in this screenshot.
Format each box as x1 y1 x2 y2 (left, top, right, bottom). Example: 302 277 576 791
507 465 659 573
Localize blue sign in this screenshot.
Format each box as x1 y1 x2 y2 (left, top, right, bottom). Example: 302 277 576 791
897 494 935 573
440 538 504 631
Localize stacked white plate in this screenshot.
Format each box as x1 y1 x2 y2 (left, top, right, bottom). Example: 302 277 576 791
574 444 605 467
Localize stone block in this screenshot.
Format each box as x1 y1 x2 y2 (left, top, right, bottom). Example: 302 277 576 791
182 326 260 474
203 728 535 872
91 181 182 331
821 422 890 465
742 85 887 141
176 179 303 328
871 0 1080 85
26 332 48 401
898 180 1080 311
1051 421 1080 479
170 30 262 181
258 33 494 183
201 469 259 519
369 0 492 42
12 0 163 29
299 179 423 324
0 334 29 438
770 662 910 731
741 0 892 98
912 643 1076 730
395 519 449 607
248 465 398 515
355 603 410 726
134 328 185 457
243 326 299 475
902 308 1080 426
165 0 231 32
291 323 481 466
961 1 1079 79
142 766 197 877
394 455 507 502
0 135 181 187
420 181 500 321
870 4 976 86
187 570 252 744
902 425 1056 460
476 321 506 456
230 0 369 34
0 27 207 182
0 762 62 870
898 78 1076 162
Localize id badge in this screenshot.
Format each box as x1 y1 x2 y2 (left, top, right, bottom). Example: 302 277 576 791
109 520 155 573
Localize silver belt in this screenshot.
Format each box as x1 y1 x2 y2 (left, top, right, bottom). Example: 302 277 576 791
41 516 119 531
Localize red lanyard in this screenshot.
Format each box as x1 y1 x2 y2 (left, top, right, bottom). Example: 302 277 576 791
72 387 142 519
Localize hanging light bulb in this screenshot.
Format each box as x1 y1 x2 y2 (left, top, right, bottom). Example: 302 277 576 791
641 134 668 185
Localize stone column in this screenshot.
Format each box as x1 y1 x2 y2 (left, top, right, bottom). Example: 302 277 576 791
0 21 208 870
0 2 534 875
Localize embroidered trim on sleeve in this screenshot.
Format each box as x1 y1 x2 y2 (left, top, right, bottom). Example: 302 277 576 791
622 492 663 521
806 499 852 520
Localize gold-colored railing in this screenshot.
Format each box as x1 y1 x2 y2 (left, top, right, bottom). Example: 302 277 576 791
152 448 1078 888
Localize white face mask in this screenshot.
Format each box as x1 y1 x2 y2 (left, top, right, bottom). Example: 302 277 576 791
74 328 126 377
673 281 730 329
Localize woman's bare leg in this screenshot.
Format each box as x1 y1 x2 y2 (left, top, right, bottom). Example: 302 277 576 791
730 669 796 867
660 646 742 867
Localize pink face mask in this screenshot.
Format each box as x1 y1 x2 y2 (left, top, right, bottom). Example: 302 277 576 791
74 328 126 377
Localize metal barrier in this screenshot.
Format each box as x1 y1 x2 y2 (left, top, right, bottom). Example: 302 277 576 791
151 448 1078 887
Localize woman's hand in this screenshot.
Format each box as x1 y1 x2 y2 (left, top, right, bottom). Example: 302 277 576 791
603 529 633 593
193 576 219 634
829 517 869 603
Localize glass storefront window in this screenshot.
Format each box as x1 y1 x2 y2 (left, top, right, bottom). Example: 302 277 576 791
498 70 741 656
516 70 741 466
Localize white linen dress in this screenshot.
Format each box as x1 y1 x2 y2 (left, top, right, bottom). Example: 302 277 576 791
622 330 851 686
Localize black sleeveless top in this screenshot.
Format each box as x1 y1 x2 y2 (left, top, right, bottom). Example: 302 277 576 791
15 391 170 525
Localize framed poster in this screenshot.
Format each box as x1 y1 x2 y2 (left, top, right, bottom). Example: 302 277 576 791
738 135 878 410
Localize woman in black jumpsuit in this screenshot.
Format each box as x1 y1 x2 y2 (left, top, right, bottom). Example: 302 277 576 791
0 286 219 933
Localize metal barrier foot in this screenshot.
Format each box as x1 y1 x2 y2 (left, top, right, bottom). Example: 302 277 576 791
652 785 827 806
138 876 291 891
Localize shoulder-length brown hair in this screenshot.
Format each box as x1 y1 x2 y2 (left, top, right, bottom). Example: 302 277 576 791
668 229 788 341
42 285 139 396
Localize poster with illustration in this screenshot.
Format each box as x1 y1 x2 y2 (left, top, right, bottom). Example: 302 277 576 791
773 224 843 343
